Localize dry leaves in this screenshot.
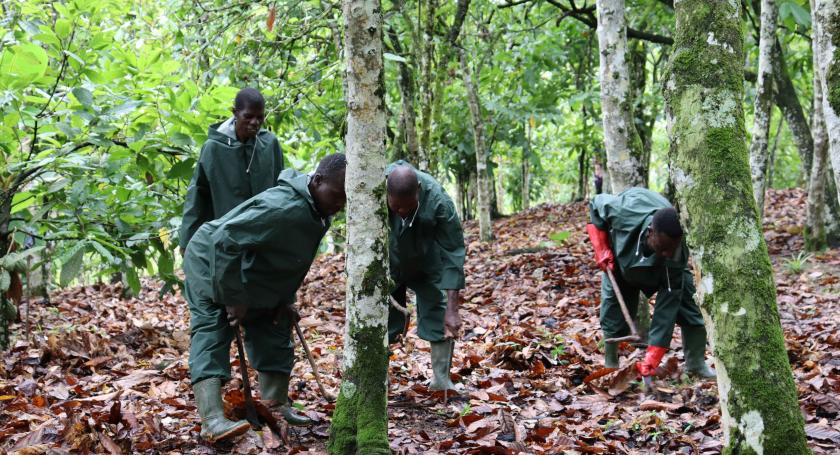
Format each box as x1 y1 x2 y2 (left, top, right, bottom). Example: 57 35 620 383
0 189 837 454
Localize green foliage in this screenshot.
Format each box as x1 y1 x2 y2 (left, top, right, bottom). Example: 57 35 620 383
548 231 571 246
784 251 813 274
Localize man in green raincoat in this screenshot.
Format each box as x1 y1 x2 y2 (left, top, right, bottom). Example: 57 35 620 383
586 187 715 380
179 87 284 251
183 154 347 442
385 161 465 391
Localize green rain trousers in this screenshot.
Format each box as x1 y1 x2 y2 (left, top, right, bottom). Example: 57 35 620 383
385 161 465 344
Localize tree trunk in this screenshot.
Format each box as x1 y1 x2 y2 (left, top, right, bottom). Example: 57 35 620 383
460 49 493 241
328 1 390 453
807 0 830 251
596 0 646 193
815 0 840 205
454 171 465 220
772 41 814 181
496 156 506 214
417 0 437 172
748 0 777 218
629 40 653 186
386 26 420 166
664 1 809 453
522 118 532 211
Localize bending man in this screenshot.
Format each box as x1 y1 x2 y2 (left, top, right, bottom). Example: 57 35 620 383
587 187 715 380
183 154 346 442
386 161 465 391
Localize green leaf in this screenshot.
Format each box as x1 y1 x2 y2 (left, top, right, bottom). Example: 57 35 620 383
167 158 196 180
125 267 141 295
11 191 35 214
549 231 570 245
72 87 93 108
91 241 115 265
158 251 173 276
383 52 407 63
60 245 85 287
0 270 10 292
55 19 72 40
788 2 811 26
171 132 194 147
3 44 49 81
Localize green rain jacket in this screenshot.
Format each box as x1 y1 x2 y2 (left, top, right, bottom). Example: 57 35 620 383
179 118 284 249
183 169 329 309
589 187 689 294
386 161 466 290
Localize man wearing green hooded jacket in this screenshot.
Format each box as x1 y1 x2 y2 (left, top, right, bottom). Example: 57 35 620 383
179 87 284 251
587 187 715 380
385 161 465 392
183 154 347 442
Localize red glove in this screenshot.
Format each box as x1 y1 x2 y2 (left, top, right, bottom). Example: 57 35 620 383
636 345 668 377
586 224 615 271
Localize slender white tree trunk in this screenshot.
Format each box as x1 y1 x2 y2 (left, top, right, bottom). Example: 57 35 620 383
596 0 645 193
815 0 840 204
749 0 778 218
665 1 809 452
460 49 493 241
523 117 532 210
807 0 830 251
328 1 390 453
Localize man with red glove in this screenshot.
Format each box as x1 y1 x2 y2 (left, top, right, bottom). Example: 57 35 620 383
587 188 715 380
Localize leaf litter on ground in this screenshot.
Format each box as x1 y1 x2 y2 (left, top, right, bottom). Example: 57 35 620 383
1 189 838 454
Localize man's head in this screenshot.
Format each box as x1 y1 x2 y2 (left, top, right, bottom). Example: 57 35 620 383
648 207 683 259
309 153 347 217
232 87 266 142
386 165 420 220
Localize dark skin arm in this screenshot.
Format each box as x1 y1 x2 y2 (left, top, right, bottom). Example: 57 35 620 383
444 289 462 338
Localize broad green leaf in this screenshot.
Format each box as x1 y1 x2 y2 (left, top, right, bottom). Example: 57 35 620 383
167 158 196 180
384 53 408 63
55 19 72 40
4 44 49 81
11 191 35 214
60 245 85 287
72 87 93 107
125 267 141 295
549 231 570 245
171 132 194 147
0 270 9 292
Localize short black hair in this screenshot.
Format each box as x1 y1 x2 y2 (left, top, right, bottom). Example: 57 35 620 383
234 87 265 110
652 207 684 239
386 165 420 198
316 153 347 183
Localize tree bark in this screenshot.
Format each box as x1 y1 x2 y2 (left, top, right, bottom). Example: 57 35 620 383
460 49 493 241
328 1 390 453
772 41 814 180
749 0 777 219
522 118 532 210
814 0 840 205
417 0 437 172
596 0 646 193
386 26 420 166
807 0 830 251
664 1 809 453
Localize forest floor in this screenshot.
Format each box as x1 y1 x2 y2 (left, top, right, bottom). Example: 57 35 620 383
1 189 839 454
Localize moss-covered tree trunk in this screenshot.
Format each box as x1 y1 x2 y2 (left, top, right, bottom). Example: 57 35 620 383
664 1 810 453
595 0 645 193
460 49 493 241
328 1 390 453
815 0 840 204
807 0 830 251
748 0 777 218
